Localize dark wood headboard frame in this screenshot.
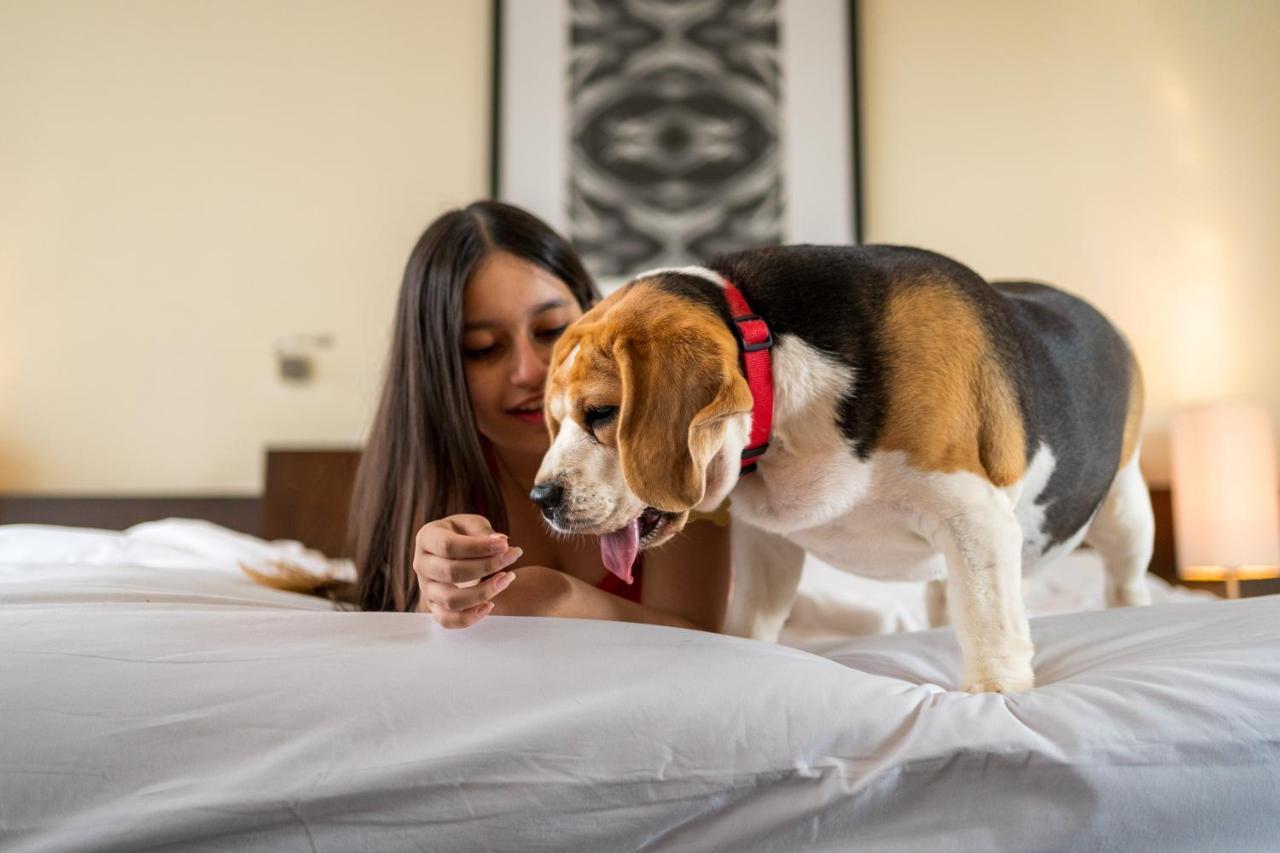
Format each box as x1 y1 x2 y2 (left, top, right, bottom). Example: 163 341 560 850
0 450 359 558
3 448 1272 597
0 495 263 536
258 449 1188 583
260 450 1185 580
261 449 362 558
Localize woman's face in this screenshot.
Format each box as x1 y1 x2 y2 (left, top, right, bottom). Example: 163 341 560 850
461 251 584 461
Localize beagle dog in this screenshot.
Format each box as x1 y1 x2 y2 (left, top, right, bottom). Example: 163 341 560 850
533 244 1153 693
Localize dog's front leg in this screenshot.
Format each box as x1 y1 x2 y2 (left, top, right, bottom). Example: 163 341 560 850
723 523 806 642
919 483 1035 693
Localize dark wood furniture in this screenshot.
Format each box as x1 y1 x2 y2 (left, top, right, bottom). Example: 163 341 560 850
262 448 362 559
3 448 1276 597
0 495 261 536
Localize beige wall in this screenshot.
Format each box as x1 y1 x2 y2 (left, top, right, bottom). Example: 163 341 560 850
4 1 1276 494
861 0 1280 484
0 0 490 493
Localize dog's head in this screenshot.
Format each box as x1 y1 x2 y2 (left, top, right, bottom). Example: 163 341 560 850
531 273 753 582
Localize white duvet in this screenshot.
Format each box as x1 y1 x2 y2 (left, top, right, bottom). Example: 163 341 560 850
1 521 1277 852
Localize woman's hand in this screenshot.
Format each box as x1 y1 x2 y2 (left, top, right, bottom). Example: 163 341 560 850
413 514 522 628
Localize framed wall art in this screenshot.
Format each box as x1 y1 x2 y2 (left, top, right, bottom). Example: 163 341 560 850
492 0 861 283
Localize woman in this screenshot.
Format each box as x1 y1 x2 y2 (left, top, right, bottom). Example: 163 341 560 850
348 201 731 631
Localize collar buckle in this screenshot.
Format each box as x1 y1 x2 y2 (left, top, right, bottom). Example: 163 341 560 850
732 313 774 353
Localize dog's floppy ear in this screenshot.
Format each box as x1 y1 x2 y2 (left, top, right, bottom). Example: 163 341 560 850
614 331 753 511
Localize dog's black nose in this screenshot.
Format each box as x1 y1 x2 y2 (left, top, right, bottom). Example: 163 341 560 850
529 482 564 514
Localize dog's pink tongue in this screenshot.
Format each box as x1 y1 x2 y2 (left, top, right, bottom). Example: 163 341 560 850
600 519 639 585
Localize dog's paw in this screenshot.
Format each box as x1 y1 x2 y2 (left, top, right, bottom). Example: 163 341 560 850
964 661 1035 694
965 674 1035 694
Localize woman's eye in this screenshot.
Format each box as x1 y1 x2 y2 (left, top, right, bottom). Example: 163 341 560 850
584 405 618 430
463 344 500 360
537 325 569 342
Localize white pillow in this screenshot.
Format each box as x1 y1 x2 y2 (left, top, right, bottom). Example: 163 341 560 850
0 519 355 580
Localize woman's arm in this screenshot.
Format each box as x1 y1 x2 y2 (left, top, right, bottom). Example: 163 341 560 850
488 565 703 630
490 518 731 631
637 517 732 632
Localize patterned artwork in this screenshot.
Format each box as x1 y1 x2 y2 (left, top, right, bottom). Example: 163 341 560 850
568 0 782 278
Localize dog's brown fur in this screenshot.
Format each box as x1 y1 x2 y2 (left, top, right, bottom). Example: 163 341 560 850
548 282 752 510
874 282 1027 487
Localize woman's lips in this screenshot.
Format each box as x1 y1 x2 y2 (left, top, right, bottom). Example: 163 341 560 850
507 407 544 425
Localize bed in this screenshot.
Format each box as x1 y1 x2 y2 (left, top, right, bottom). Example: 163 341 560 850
2 520 1277 852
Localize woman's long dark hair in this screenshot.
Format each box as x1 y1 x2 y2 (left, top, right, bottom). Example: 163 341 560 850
350 201 598 612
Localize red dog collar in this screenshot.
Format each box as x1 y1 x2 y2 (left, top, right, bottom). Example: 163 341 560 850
722 283 773 475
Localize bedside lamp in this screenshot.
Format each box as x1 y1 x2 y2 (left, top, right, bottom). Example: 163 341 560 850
1170 401 1280 598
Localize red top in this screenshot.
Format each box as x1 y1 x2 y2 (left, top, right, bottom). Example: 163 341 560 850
596 556 644 602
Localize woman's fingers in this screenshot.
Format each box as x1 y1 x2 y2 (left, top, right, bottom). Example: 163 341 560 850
428 599 494 629
444 514 501 537
424 571 515 612
424 571 517 628
418 522 510 562
414 547 523 585
412 516 523 614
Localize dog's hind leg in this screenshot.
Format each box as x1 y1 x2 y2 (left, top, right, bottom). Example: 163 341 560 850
724 524 806 642
1085 454 1154 608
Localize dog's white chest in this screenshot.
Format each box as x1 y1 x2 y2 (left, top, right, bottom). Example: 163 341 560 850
731 438 1069 585
731 443 948 581
788 505 948 582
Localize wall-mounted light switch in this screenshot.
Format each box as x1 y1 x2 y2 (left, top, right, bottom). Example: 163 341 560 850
274 333 334 384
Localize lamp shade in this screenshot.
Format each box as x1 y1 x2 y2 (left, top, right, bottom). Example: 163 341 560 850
1170 401 1280 581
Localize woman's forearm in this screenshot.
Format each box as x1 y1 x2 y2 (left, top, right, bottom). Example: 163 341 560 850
490 565 704 630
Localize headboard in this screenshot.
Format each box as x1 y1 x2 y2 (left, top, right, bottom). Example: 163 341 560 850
263 448 362 559
0 495 262 535
0 449 1254 595
260 448 1188 585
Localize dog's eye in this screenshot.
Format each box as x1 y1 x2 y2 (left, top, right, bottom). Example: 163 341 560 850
583 405 617 430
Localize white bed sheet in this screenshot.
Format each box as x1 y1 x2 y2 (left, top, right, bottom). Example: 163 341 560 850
1 522 1277 852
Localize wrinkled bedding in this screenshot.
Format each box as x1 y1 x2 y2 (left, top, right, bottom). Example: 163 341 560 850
1 521 1276 852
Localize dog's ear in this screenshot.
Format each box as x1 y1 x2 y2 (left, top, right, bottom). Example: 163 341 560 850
614 330 753 511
